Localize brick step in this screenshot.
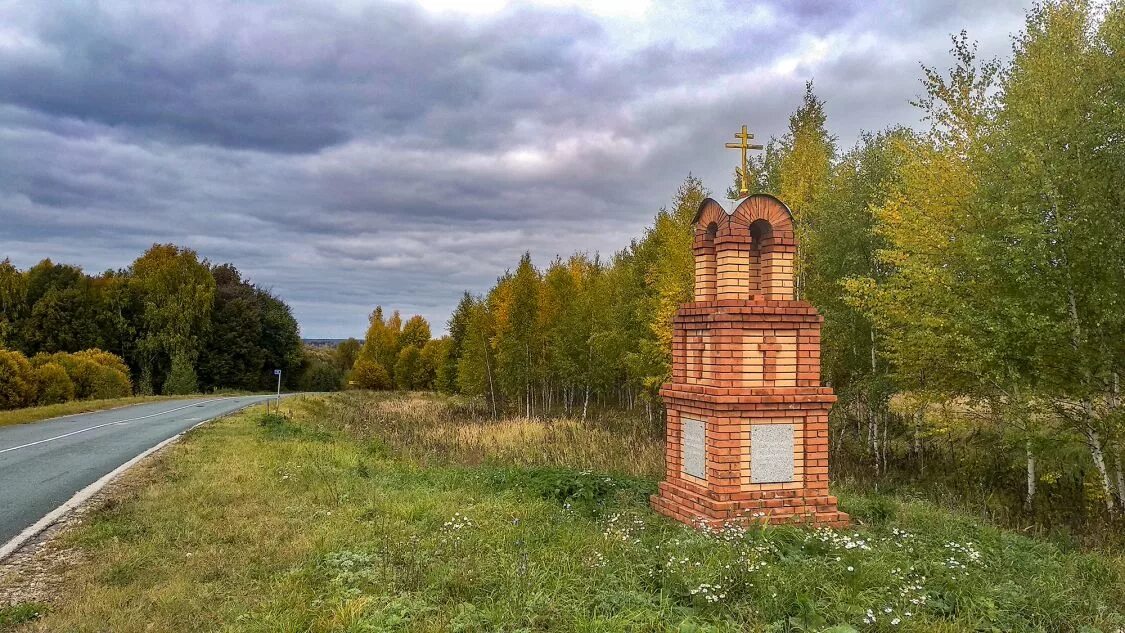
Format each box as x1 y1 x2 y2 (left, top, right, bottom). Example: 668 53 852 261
652 493 849 530
652 481 848 529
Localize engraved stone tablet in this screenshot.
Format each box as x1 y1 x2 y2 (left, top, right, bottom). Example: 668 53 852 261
682 418 706 479
750 424 794 483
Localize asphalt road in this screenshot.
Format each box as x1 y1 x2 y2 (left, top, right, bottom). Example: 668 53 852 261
0 395 276 548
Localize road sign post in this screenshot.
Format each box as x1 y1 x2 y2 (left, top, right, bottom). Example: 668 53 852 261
274 369 282 411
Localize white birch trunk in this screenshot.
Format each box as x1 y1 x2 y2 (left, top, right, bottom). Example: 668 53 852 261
1084 423 1116 514
483 338 497 420
1025 439 1036 511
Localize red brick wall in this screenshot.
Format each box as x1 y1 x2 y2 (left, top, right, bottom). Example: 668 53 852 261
654 195 848 528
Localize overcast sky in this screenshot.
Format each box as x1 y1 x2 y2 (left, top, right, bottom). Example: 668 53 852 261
0 0 1033 338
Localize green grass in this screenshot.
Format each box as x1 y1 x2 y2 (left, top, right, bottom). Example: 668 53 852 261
9 393 1125 632
0 605 45 629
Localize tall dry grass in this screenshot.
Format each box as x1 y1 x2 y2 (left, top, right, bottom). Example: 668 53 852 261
315 391 665 478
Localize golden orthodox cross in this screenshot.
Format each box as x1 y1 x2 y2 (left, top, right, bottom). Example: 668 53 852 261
725 124 764 197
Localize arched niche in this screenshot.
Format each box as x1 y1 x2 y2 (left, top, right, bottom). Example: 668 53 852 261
732 195 796 301
692 198 727 302
692 194 797 302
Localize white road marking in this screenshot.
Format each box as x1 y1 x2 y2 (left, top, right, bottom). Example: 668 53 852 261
0 398 235 456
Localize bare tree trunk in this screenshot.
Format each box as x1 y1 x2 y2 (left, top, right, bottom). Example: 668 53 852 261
525 342 531 419
582 383 590 420
1087 428 1115 514
870 328 877 376
1110 373 1125 507
1083 398 1116 514
913 408 924 473
882 419 888 474
1114 447 1125 509
866 408 873 456
870 409 881 475
482 335 497 420
1025 439 1036 511
833 413 847 453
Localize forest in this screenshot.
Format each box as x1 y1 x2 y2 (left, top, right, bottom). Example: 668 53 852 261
346 1 1123 538
0 243 304 406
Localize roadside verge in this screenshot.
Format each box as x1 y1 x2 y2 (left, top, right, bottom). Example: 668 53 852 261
0 398 266 564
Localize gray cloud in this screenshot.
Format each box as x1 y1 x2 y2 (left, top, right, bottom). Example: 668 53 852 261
0 0 1033 336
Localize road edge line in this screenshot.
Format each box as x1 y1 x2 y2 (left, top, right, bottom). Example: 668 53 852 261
0 398 270 564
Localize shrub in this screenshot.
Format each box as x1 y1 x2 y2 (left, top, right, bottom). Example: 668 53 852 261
34 362 74 405
0 349 36 409
163 351 198 395
256 412 292 433
66 357 131 400
72 349 131 381
85 365 132 399
299 360 345 392
31 349 132 400
350 358 391 390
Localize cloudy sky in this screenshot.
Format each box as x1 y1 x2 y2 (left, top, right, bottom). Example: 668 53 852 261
0 0 1033 338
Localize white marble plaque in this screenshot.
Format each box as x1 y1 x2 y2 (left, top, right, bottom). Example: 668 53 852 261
750 424 795 483
682 418 706 479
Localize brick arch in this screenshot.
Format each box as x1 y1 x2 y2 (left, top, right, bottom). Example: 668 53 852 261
692 199 727 302
693 198 730 245
730 194 795 246
731 195 796 300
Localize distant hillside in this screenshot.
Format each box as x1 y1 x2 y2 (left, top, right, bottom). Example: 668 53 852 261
302 338 350 349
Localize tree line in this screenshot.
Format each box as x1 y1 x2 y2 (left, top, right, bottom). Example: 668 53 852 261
411 1 1124 524
0 243 303 406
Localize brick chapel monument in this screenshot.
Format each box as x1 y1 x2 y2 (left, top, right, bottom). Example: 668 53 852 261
651 125 849 528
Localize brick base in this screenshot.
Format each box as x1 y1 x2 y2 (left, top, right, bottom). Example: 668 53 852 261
651 480 849 529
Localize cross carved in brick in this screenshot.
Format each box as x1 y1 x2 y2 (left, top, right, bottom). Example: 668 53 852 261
759 335 782 382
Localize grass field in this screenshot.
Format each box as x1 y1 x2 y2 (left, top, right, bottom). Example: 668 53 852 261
4 392 1124 632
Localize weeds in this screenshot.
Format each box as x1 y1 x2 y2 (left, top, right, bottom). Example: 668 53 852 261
315 391 665 478
485 467 654 516
0 604 45 630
